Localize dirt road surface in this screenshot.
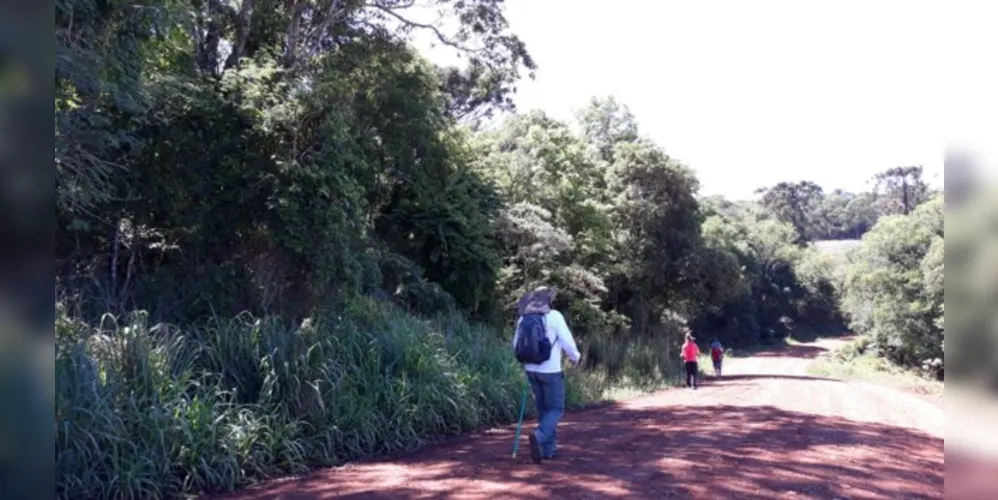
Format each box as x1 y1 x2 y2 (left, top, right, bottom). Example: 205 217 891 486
211 338 944 499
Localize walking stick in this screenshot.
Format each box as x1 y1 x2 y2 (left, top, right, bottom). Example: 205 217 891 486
511 381 530 458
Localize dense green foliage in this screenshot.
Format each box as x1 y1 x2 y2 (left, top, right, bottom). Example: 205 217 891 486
753 165 935 243
54 1 941 498
838 196 944 378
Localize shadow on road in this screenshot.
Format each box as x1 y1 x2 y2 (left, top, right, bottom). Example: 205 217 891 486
946 450 998 500
216 403 943 500
726 341 832 361
747 343 829 360
708 374 840 383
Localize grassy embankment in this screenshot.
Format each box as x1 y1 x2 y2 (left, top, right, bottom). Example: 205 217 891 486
807 239 942 396
806 335 944 396
55 298 682 499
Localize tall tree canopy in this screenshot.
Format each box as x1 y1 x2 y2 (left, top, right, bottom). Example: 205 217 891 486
755 180 824 244
871 165 930 216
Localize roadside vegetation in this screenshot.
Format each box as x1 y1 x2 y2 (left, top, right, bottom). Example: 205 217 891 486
808 336 944 397
55 1 943 497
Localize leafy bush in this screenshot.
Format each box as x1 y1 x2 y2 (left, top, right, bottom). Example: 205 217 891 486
832 335 872 362
840 196 944 375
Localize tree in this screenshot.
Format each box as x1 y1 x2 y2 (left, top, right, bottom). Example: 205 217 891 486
755 181 824 244
55 0 174 221
841 195 943 371
607 140 703 333
575 95 639 165
871 165 930 216
473 110 618 329
808 189 878 240
687 207 839 347
55 0 530 321
473 110 613 265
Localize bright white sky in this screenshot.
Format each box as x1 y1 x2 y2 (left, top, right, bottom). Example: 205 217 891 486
409 0 996 200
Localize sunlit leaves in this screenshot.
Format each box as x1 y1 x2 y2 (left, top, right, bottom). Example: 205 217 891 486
841 195 944 372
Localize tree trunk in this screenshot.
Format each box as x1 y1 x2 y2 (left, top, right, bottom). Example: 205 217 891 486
196 0 226 75
224 0 255 69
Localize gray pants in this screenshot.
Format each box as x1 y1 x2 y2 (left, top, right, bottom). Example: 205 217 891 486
526 370 565 458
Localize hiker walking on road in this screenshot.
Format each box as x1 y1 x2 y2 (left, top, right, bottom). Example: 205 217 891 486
512 286 581 464
710 339 724 377
681 333 700 390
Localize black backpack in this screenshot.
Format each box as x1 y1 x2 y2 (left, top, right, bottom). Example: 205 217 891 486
514 313 554 364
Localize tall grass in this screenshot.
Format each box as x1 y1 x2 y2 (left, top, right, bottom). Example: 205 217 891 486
55 298 678 499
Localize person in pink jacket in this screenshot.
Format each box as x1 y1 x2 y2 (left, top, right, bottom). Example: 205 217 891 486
681 333 700 390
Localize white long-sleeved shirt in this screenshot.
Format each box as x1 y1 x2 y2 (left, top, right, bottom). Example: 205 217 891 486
511 310 581 373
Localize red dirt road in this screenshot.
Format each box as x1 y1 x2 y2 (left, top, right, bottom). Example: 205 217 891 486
211 339 944 499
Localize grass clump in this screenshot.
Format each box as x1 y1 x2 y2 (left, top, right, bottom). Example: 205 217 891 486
806 335 943 396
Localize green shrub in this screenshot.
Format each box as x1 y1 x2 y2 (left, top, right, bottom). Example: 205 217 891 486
840 197 944 370
832 335 872 362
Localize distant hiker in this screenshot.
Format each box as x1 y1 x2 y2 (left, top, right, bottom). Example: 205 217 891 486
681 333 700 390
512 286 581 464
710 340 724 377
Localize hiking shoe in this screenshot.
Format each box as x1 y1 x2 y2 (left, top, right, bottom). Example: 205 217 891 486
543 451 559 460
528 432 542 464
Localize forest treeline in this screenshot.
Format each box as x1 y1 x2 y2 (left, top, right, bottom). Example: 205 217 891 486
54 1 943 498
